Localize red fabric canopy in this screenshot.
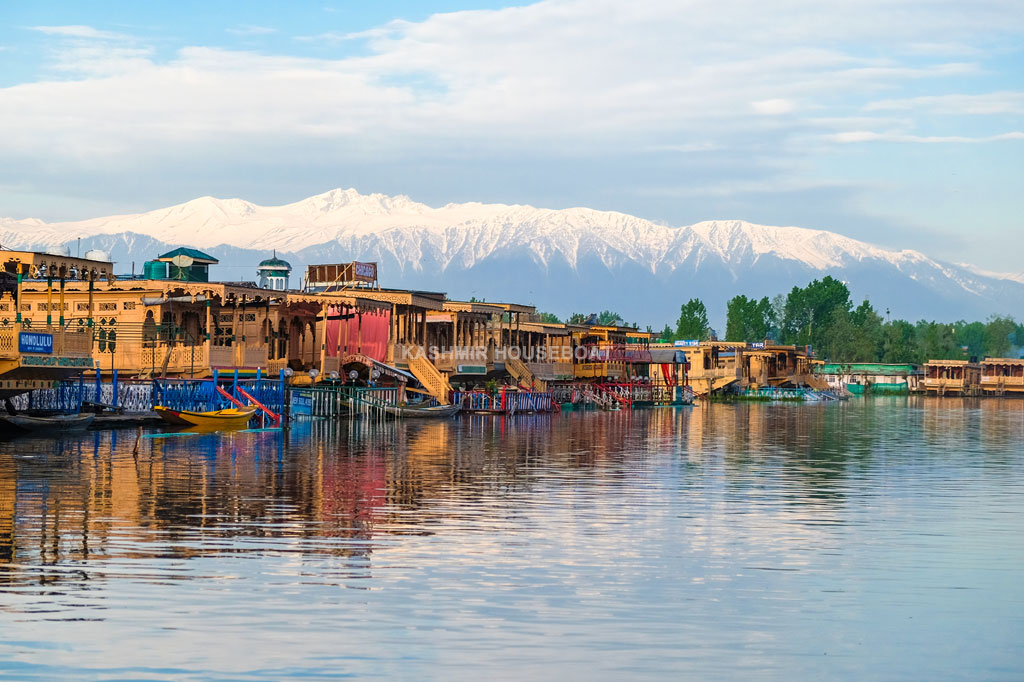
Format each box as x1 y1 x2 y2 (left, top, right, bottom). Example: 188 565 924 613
324 306 391 362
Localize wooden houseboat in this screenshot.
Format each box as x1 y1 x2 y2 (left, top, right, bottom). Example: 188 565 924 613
0 250 108 397
979 358 1024 396
817 363 921 395
922 359 981 396
681 342 747 396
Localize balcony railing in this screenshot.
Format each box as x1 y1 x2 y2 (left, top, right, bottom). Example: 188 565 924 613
0 324 94 359
980 376 1024 385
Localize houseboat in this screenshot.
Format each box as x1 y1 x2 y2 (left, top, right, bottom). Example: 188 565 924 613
979 358 1024 396
922 359 981 396
818 363 921 395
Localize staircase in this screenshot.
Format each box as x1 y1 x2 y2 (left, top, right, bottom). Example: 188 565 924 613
505 355 546 392
407 352 453 405
805 374 830 391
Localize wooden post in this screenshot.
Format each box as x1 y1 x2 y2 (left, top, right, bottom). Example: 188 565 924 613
14 263 22 325
87 271 95 331
59 274 65 328
333 304 343 373
46 271 53 328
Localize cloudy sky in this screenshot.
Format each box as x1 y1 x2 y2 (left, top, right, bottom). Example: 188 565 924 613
1 0 1022 270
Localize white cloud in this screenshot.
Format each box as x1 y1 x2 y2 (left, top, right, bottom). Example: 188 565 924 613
832 130 1024 143
8 2 1021 154
29 25 129 40
752 99 797 115
865 91 1024 114
294 31 353 43
4 0 1023 209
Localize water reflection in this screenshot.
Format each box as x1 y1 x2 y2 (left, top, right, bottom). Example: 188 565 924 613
1 399 1022 680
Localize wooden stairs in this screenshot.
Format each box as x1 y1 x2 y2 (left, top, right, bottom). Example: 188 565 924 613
407 352 453 405
505 355 546 392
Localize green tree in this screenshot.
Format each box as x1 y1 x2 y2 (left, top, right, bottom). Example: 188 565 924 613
676 298 710 340
823 301 882 361
567 313 587 324
984 316 1017 358
881 319 919 363
725 295 773 342
538 312 561 324
953 321 986 359
598 310 623 326
915 321 961 361
782 276 852 349
658 324 675 343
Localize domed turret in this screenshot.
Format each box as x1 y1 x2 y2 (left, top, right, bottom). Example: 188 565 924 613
257 251 292 290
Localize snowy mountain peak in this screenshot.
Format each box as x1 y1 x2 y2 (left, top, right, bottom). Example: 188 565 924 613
0 188 1019 322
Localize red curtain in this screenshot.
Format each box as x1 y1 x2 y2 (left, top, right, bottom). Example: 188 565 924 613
324 306 391 362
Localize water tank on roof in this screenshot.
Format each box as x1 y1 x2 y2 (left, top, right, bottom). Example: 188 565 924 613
84 249 109 262
45 245 71 257
144 260 168 280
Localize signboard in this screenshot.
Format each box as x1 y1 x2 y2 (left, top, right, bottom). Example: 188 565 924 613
457 365 488 375
21 355 93 368
19 332 53 354
290 390 313 417
306 261 378 287
674 339 700 347
353 262 376 281
748 342 766 350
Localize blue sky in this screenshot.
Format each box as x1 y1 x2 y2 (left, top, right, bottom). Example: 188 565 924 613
1 0 1022 271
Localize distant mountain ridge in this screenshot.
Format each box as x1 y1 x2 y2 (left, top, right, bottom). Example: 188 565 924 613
2 188 1021 326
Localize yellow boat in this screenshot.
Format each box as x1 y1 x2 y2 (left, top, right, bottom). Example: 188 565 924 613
154 405 258 429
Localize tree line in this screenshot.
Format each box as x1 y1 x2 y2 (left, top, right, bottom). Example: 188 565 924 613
658 276 1023 363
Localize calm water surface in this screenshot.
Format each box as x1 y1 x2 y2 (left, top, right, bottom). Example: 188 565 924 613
1 398 1022 681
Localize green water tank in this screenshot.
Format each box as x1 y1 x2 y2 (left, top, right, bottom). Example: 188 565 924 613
144 260 168 280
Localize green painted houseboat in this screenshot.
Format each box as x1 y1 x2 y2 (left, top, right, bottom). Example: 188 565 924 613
817 363 921 395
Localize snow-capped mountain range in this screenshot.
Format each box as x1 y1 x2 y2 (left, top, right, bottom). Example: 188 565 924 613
2 188 1021 326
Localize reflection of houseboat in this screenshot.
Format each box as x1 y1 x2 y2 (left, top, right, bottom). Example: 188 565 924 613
818 363 921 395
980 358 1024 396
922 359 981 396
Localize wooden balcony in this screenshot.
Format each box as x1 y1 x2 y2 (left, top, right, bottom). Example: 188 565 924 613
574 362 624 379
0 324 96 379
433 346 491 373
527 361 575 380
980 376 1024 392
0 325 93 359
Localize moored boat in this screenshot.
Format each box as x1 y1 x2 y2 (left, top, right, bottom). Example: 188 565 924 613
154 406 258 429
382 403 461 419
0 412 95 432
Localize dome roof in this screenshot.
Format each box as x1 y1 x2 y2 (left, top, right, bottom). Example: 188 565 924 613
257 251 291 269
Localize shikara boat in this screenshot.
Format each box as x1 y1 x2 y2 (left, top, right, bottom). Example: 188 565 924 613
382 403 462 419
0 412 95 432
154 405 257 429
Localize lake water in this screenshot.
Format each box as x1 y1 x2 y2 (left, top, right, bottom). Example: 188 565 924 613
1 398 1022 681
